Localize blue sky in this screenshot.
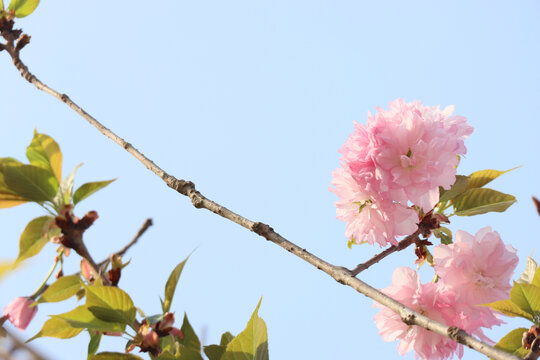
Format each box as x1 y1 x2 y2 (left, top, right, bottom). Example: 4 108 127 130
1 1 539 359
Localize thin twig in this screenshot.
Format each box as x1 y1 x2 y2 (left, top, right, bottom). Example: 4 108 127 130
350 231 419 276
97 218 153 270
3 44 523 360
1 327 50 360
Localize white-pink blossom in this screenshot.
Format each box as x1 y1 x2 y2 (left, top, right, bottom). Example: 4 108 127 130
433 227 518 305
3 297 37 331
330 168 417 247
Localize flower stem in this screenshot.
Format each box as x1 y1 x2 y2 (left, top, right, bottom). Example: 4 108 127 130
29 257 59 300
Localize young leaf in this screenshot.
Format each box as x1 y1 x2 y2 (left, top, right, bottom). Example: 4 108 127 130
16 216 54 263
85 285 136 325
0 158 28 208
510 283 540 319
88 332 102 359
26 131 62 183
221 298 268 360
7 0 39 17
453 188 516 216
204 345 226 360
53 163 82 209
3 164 58 203
482 299 533 321
28 316 84 341
517 255 538 285
163 254 191 313
0 191 29 208
220 332 234 347
494 327 529 358
438 175 468 203
0 260 15 282
73 179 116 205
55 305 126 333
36 275 82 304
467 166 520 190
89 353 143 360
180 313 203 355
533 266 540 288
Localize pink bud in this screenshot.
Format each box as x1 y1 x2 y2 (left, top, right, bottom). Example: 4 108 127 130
3 297 37 331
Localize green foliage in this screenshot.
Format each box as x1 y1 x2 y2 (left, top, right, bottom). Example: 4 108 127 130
54 305 126 333
204 345 226 360
438 175 468 203
7 0 39 17
16 216 54 263
90 353 143 360
179 313 204 359
493 327 530 359
162 255 191 313
466 167 520 190
26 130 62 183
221 298 268 360
509 283 540 322
483 299 534 321
36 275 82 305
85 285 136 326
517 255 538 285
4 164 58 203
28 316 84 341
0 260 15 282
73 179 116 205
88 332 102 359
453 188 516 216
53 163 81 209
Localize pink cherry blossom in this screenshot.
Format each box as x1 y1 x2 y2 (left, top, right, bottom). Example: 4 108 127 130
330 168 418 247
3 297 37 331
374 267 501 360
433 227 518 305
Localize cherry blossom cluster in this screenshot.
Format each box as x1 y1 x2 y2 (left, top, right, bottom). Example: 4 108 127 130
331 99 473 246
374 227 518 360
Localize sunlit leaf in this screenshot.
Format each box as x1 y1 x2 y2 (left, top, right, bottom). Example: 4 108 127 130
89 353 143 360
0 260 15 282
482 299 533 321
467 166 520 190
0 191 29 208
453 188 516 216
73 179 116 205
88 332 102 358
180 313 203 358
55 305 125 333
517 255 538 285
438 175 468 203
7 0 39 17
510 283 540 319
4 164 58 203
26 130 62 183
163 254 191 313
28 316 83 341
36 275 82 304
85 285 136 325
493 327 530 359
221 298 268 360
53 163 82 209
16 216 54 263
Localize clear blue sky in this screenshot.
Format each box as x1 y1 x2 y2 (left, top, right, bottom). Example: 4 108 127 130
1 1 539 359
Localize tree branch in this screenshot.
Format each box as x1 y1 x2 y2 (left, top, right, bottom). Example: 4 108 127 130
4 44 523 360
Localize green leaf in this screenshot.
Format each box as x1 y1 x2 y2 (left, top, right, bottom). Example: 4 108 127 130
467 166 520 190
510 283 540 320
7 0 39 17
453 188 516 216
159 335 179 358
0 158 28 208
533 266 540 288
16 216 54 262
89 353 143 360
55 305 126 333
0 192 29 208
26 131 62 183
37 275 82 304
3 164 58 203
0 260 15 282
85 285 136 325
180 313 202 356
28 316 84 341
220 332 234 347
163 255 191 313
0 0 4 11
438 175 468 203
221 298 268 360
517 255 538 285
53 163 82 209
482 299 534 321
204 345 225 360
73 179 116 205
494 327 530 358
88 332 102 359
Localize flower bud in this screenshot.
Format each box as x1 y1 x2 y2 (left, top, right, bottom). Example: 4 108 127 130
3 297 37 331
523 330 535 350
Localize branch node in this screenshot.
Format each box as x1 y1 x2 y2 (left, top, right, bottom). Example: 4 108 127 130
123 142 131 150
60 93 69 103
252 222 273 239
447 326 468 344
401 313 416 325
190 191 204 208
